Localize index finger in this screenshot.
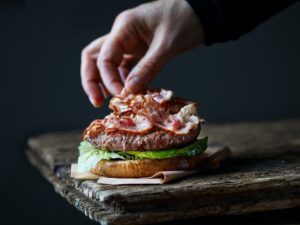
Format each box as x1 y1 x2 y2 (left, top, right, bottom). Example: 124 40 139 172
97 34 125 96
81 36 108 107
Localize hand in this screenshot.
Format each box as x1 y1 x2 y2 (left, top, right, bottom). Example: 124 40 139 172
81 0 205 107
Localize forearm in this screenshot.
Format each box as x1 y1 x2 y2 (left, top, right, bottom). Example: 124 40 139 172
187 0 299 45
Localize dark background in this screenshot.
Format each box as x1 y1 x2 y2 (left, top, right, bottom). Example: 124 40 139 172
0 0 299 224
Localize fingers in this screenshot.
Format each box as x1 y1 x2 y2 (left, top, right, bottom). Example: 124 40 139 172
120 88 130 97
97 42 140 96
81 32 139 107
97 34 125 96
82 36 106 59
81 0 205 106
119 55 140 83
86 81 105 107
97 10 145 96
81 35 109 107
125 40 170 94
81 55 104 107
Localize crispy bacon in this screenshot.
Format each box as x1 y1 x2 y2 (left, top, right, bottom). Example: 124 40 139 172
149 89 173 104
102 113 153 134
83 119 104 139
101 89 203 135
109 97 132 114
129 94 166 123
167 98 195 113
109 89 173 115
156 104 204 135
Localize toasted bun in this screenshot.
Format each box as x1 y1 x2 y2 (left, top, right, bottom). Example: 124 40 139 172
91 154 206 178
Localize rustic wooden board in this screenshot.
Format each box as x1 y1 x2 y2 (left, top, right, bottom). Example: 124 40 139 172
26 119 300 225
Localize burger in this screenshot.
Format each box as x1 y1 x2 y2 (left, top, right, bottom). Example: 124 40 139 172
77 89 207 178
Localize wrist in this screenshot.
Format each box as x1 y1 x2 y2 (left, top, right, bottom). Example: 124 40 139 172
183 0 205 45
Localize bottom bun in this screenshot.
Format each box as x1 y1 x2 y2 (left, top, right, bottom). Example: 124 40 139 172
91 154 206 178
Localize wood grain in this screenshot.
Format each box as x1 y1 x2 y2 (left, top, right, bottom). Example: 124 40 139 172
26 119 300 225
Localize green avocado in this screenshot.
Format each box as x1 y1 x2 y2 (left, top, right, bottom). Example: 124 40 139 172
77 137 208 172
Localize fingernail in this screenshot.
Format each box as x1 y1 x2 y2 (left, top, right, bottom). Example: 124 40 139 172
126 76 142 93
89 96 102 108
111 82 123 96
99 83 110 99
89 96 96 106
120 88 129 97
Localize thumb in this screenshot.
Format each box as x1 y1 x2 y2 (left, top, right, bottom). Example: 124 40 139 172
124 43 170 94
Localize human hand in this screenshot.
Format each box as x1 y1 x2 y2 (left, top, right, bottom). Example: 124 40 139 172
81 0 204 107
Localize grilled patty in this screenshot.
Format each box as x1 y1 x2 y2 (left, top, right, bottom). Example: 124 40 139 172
84 125 201 151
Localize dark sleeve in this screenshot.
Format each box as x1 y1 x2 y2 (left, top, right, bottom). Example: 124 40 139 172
186 0 299 45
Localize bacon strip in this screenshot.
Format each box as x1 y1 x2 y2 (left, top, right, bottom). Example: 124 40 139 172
102 113 153 134
149 89 173 104
102 89 202 135
109 96 132 114
83 119 104 139
156 104 204 135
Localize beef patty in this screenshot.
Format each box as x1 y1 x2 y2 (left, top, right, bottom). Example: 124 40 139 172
83 120 201 151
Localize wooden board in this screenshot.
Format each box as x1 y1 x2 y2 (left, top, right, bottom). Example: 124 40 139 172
26 119 300 225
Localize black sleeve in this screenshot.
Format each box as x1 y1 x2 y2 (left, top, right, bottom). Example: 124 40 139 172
186 0 299 45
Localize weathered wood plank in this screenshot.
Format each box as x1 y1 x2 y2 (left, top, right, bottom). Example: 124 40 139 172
27 148 300 225
56 158 300 220
202 119 300 158
26 149 122 224
26 119 300 225
28 130 81 169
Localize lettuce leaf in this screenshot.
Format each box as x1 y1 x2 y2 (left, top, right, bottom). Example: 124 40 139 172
126 137 207 159
77 141 125 172
77 137 208 172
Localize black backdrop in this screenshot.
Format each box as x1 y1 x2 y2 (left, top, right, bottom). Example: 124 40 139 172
0 1 299 224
